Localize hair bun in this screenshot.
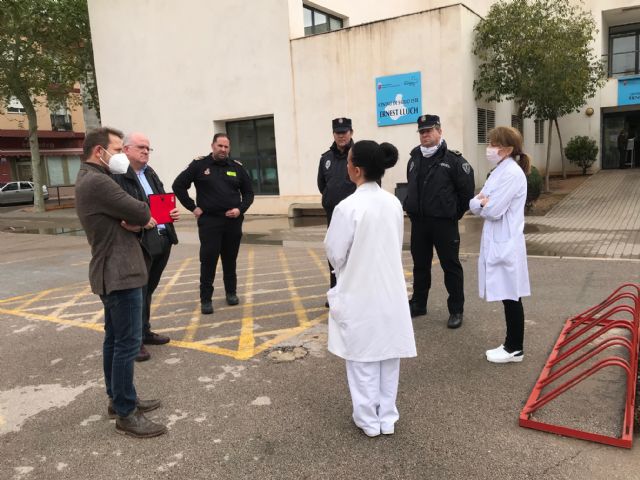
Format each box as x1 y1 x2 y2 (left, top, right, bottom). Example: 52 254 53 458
379 142 398 169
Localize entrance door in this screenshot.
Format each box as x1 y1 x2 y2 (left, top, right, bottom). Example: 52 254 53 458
602 110 640 169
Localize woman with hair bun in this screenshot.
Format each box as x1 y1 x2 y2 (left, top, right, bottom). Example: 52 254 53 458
469 126 531 364
324 140 417 437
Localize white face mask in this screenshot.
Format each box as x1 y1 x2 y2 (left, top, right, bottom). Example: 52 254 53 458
100 150 130 174
486 147 503 165
420 141 441 158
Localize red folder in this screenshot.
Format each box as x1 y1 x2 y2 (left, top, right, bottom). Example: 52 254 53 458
148 193 176 224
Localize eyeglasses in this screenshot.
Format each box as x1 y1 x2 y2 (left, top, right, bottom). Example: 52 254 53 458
130 145 154 152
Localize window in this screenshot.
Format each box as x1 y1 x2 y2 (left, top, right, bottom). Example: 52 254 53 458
609 24 640 77
534 119 545 144
303 5 343 36
50 107 72 131
226 117 279 195
7 96 25 114
477 108 495 143
511 114 523 135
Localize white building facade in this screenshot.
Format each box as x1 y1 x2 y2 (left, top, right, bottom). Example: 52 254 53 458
87 0 640 214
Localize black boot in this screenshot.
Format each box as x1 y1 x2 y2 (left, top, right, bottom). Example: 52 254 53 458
115 410 167 438
447 313 463 329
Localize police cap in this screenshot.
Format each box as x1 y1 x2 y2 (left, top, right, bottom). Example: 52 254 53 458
417 114 441 131
332 117 353 133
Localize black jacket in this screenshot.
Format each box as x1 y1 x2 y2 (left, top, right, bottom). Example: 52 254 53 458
111 165 179 255
403 140 475 220
172 154 254 216
317 141 356 212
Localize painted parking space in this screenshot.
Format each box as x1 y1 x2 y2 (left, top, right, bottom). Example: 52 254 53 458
0 245 426 360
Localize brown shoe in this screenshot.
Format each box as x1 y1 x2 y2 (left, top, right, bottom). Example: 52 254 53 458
135 344 151 362
108 398 161 419
143 331 170 345
115 410 167 438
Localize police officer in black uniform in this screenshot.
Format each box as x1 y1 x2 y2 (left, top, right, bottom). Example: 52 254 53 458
404 114 475 329
317 117 356 299
172 133 254 315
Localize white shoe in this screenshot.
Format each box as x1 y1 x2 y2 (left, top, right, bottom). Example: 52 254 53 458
381 426 395 435
486 345 523 363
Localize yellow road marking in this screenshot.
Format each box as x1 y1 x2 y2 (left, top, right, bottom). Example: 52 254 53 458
307 248 330 281
279 251 311 328
0 307 103 332
151 257 193 315
237 248 255 360
50 286 92 318
182 303 204 343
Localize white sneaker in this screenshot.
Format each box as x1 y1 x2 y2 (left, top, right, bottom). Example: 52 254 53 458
486 345 523 363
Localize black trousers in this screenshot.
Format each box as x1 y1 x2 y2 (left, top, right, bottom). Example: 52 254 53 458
198 215 243 302
502 298 525 352
410 216 464 314
325 208 336 288
142 234 172 336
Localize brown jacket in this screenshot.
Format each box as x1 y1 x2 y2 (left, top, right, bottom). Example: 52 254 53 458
75 162 151 295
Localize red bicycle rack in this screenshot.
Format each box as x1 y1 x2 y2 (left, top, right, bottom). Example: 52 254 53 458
520 283 640 448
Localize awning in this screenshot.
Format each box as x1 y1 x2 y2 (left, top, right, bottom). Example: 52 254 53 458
0 148 82 157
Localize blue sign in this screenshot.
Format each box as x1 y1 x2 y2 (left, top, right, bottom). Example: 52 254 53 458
618 75 640 106
375 72 422 127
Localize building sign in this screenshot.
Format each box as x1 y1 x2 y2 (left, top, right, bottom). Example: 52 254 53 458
618 76 640 106
375 72 422 127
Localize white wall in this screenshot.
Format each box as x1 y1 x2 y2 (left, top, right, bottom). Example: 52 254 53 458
88 0 301 214
290 5 472 193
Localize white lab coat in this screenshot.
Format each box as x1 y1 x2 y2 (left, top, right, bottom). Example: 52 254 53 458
469 157 531 302
324 182 417 362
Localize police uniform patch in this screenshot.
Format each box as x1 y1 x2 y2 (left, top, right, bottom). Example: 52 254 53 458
226 171 237 177
325 159 331 169
439 163 451 169
462 163 471 175
204 168 210 175
233 159 243 166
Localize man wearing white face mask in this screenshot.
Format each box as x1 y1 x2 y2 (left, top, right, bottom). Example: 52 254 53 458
76 127 167 438
403 114 475 329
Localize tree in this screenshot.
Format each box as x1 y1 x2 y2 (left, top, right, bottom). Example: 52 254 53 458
473 0 606 192
0 0 98 212
565 135 598 175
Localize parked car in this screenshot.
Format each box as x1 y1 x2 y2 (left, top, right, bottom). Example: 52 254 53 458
0 181 49 205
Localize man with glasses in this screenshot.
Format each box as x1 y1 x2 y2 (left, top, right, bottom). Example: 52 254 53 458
317 117 356 305
173 133 254 315
404 114 475 329
113 132 180 362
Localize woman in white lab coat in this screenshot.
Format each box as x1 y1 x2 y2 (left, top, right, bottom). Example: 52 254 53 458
324 140 417 437
469 126 531 364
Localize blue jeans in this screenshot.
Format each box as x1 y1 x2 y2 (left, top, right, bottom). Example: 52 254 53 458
100 287 143 417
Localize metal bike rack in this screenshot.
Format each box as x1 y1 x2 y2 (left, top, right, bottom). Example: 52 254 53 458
520 283 640 448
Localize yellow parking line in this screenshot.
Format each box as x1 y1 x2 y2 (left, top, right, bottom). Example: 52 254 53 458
50 286 92 318
182 303 204 343
0 307 103 332
237 248 255 360
168 339 245 359
151 257 193 316
308 248 330 281
279 251 310 328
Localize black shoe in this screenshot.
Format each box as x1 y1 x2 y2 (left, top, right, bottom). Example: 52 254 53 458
108 398 161 419
409 300 427 318
143 331 170 345
115 410 167 438
135 344 151 362
447 313 463 329
201 301 213 315
225 293 239 306
325 301 330 308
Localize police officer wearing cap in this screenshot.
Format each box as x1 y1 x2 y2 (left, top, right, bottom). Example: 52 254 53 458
172 133 254 315
404 114 475 328
317 117 357 299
